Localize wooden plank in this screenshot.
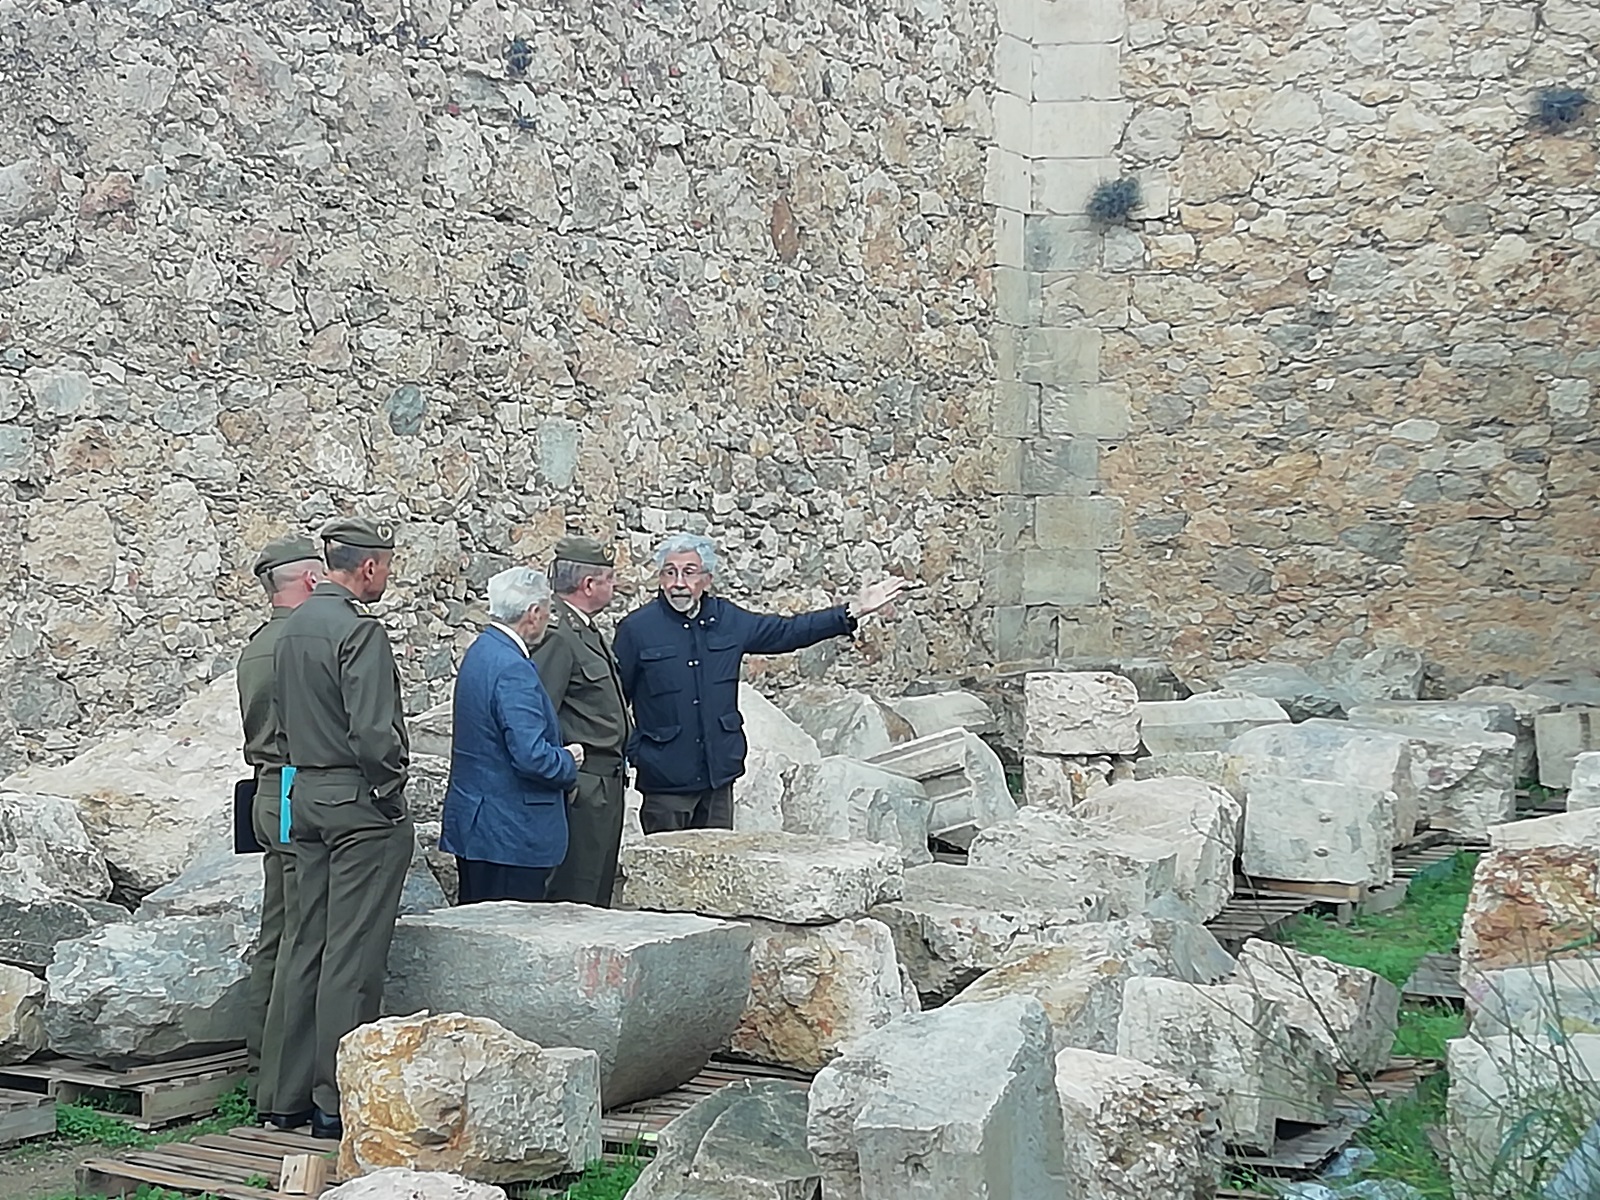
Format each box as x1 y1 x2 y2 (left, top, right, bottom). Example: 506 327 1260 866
77 1156 280 1200
1232 1109 1369 1173
135 1061 250 1127
1404 953 1465 1003
0 1089 55 1147
1239 877 1364 903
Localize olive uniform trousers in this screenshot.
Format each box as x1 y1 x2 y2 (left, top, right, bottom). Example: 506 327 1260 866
546 762 626 906
244 768 298 1112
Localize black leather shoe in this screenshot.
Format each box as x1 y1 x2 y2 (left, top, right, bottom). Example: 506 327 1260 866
311 1107 343 1140
268 1109 313 1131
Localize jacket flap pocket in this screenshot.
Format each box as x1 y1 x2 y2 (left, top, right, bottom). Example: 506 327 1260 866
638 645 677 661
706 634 741 652
719 712 744 732
580 657 611 680
642 725 681 742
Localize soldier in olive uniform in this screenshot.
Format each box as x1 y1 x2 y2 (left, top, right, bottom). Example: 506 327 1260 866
235 536 322 1116
270 517 412 1138
531 536 632 906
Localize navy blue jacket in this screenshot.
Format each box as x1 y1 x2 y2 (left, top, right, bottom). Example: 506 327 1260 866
614 593 855 794
440 626 580 868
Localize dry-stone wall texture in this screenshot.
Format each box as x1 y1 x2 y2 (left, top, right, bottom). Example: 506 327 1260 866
0 0 1000 771
992 0 1600 691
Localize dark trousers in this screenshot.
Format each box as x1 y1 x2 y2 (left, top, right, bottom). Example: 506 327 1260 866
546 770 625 907
245 770 298 1113
640 785 734 834
275 777 413 1118
456 858 553 903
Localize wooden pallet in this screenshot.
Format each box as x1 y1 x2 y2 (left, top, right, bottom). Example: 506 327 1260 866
78 1126 335 1199
1403 952 1466 1004
0 1086 55 1148
0 1048 248 1130
601 1056 813 1149
1206 893 1318 951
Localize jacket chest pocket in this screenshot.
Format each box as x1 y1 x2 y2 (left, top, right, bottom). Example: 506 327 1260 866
637 645 682 695
580 656 612 684
704 634 742 683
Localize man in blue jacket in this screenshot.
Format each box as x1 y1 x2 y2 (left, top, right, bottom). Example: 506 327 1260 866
441 567 583 902
614 533 908 833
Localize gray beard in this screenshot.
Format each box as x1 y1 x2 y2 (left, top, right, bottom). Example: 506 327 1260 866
666 592 700 617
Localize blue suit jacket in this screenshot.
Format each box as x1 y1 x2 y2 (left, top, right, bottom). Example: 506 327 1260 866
440 626 579 868
614 593 854 794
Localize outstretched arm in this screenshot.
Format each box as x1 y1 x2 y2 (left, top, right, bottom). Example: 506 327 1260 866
741 577 912 655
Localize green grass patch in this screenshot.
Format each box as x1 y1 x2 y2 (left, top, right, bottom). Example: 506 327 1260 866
555 1157 646 1199
1395 1004 1467 1061
1356 1073 1455 1199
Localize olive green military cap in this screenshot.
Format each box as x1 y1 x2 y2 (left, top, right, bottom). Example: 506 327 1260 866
320 516 397 550
253 535 320 577
552 535 615 567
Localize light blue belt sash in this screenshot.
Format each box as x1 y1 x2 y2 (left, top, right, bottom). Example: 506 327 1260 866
280 766 296 844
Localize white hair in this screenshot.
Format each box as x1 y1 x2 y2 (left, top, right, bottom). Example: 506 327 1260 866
653 533 718 575
487 567 552 622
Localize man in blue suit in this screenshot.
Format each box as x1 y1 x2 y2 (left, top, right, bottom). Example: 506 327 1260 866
441 567 582 903
614 533 909 833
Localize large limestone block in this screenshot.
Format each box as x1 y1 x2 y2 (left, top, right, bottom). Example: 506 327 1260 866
732 918 917 1072
1218 662 1346 721
869 863 1108 1002
1231 939 1399 1076
1349 700 1518 739
1228 720 1419 847
322 1169 507 1200
628 1079 820 1200
1055 1048 1220 1200
0 962 46 1065
1077 777 1241 922
1117 977 1334 1152
881 690 998 738
1023 672 1141 756
0 791 125 970
385 903 754 1106
1488 805 1600 851
338 1012 600 1184
784 757 932 865
1465 956 1600 1040
1138 692 1289 755
44 913 254 1065
1240 774 1393 887
808 995 1070 1200
733 684 822 833
409 699 455 758
1307 643 1424 706
1460 846 1600 971
871 731 1017 848
1359 724 1516 837
620 831 901 924
968 809 1179 918
2 673 248 898
1535 708 1600 790
779 684 906 759
950 919 1237 1054
1133 751 1247 805
1459 685 1563 782
1570 752 1600 811
1447 1033 1600 1198
1022 753 1105 811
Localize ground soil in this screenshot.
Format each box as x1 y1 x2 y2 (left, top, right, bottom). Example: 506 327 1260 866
0 1142 89 1200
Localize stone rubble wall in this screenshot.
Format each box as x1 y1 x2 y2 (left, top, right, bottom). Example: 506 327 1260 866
0 0 1001 772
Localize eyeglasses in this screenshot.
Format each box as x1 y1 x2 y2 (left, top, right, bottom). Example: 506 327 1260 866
658 566 705 582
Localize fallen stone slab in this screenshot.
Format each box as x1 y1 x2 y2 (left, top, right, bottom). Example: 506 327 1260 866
1460 846 1600 972
1240 774 1394 888
2 673 248 899
385 903 753 1106
1117 976 1335 1151
0 962 46 1065
1228 720 1420 848
870 730 1016 848
1133 750 1247 805
1218 662 1347 721
1570 752 1600 812
628 1079 819 1200
338 1012 600 1184
1077 777 1241 922
1374 724 1517 838
780 684 906 759
950 918 1237 1053
44 913 255 1065
1055 1048 1221 1200
1535 707 1600 790
808 994 1070 1200
1231 939 1399 1077
1023 671 1141 756
620 831 901 924
1447 1033 1600 1197
321 1168 508 1200
732 918 917 1072
1458 685 1563 783
1464 957 1600 1041
732 684 822 833
1138 692 1289 755
881 690 998 738
1307 643 1424 706
1488 806 1600 851
870 863 1108 1003
784 757 932 865
1021 752 1107 811
1349 700 1518 740
0 790 125 970
968 809 1179 918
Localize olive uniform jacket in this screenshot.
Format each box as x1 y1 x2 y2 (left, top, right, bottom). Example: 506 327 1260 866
529 598 631 771
237 607 292 778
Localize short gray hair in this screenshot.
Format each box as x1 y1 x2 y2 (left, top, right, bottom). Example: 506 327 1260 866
487 567 552 622
260 558 321 597
653 533 718 576
550 559 609 595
